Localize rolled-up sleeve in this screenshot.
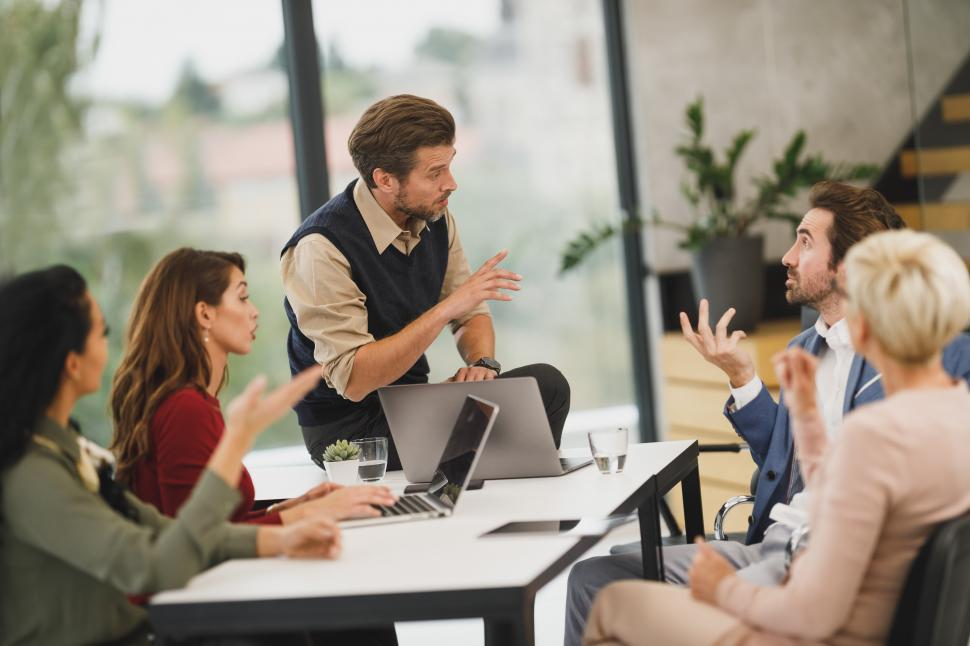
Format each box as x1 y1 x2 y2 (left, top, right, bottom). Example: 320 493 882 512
281 234 374 396
439 211 490 333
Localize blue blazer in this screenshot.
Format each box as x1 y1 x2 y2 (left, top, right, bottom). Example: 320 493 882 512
724 330 970 544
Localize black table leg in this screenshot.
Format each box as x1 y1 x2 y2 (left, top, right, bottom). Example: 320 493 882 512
484 599 534 646
637 475 665 581
681 463 704 542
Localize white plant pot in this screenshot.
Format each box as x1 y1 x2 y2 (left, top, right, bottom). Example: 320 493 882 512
323 459 359 485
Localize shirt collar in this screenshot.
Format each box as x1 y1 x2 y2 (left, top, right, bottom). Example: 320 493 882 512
814 316 852 352
35 416 82 463
352 178 428 254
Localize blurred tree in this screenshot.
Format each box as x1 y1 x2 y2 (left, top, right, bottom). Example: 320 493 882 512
171 60 220 116
415 27 481 66
0 0 91 273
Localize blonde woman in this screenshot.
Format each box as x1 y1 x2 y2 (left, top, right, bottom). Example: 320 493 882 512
585 230 970 645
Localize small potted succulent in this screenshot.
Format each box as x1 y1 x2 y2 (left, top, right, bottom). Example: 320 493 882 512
321 440 360 485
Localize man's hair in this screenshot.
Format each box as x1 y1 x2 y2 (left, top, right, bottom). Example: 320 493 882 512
809 180 907 269
348 94 456 189
846 230 970 364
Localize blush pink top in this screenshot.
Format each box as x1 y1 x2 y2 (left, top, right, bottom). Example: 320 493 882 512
717 382 970 645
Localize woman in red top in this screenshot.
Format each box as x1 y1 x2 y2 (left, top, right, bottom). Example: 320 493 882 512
110 248 395 525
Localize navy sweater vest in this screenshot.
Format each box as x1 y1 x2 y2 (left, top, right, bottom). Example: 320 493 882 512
282 180 450 426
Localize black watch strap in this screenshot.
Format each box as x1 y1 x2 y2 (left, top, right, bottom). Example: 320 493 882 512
472 357 501 375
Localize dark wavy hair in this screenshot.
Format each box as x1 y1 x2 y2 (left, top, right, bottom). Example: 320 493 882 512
0 265 134 519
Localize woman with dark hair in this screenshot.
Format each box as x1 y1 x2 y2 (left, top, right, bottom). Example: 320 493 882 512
0 265 334 645
110 248 396 525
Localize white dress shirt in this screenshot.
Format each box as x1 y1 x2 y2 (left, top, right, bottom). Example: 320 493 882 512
730 317 855 515
729 317 854 439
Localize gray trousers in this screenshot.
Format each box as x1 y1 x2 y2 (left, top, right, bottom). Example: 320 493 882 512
563 522 794 646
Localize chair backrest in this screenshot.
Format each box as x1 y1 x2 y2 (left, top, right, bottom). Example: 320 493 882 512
887 510 970 646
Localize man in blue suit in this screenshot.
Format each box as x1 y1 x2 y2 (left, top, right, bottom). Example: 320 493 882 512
564 181 970 645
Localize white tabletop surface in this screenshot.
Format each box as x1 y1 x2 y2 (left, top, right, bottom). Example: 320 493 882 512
152 441 693 606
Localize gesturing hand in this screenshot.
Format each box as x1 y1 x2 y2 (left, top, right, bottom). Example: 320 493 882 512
773 347 820 420
441 250 521 322
688 539 736 605
680 299 755 388
279 516 342 559
225 367 321 443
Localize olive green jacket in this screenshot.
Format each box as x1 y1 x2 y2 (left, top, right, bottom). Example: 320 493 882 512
0 417 258 645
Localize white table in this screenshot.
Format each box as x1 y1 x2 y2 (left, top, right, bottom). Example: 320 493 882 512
150 441 702 645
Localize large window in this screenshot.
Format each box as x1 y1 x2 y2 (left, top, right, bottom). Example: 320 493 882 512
314 0 636 440
1 0 636 451
2 0 298 448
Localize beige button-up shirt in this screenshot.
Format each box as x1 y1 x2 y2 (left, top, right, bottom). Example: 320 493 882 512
281 179 490 397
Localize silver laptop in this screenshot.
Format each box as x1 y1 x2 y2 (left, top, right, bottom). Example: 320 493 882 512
379 377 592 483
342 395 498 528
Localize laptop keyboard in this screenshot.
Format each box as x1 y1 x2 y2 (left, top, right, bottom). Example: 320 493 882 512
378 494 437 516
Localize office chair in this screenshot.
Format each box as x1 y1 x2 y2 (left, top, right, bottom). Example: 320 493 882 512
886 510 970 646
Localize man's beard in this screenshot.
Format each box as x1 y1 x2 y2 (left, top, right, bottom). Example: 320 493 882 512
786 269 836 307
394 189 450 223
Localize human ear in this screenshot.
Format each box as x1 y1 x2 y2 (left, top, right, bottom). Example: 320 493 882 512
63 351 82 383
371 168 399 196
195 301 214 333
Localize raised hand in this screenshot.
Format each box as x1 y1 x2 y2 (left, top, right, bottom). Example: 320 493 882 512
440 250 521 322
225 367 321 443
772 348 819 419
773 347 827 481
680 299 755 387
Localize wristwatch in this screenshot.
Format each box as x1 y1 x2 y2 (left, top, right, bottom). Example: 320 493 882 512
472 357 502 375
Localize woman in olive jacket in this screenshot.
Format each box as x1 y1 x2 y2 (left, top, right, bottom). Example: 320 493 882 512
0 265 332 646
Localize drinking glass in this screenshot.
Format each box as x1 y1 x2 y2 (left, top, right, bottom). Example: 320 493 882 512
353 437 388 483
587 427 628 474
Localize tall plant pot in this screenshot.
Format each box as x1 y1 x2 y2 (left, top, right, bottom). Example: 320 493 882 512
689 235 765 332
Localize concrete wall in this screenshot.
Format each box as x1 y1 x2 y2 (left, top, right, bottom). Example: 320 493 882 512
624 0 970 271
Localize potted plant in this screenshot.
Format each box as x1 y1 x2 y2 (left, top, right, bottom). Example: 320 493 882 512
560 97 878 330
321 440 360 485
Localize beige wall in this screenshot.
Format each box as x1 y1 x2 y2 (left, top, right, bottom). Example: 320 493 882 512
624 0 970 271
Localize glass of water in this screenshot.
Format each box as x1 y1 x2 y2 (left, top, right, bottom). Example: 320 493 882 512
353 437 388 483
588 427 628 474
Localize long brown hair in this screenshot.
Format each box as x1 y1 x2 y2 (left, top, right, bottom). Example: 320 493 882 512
110 248 245 484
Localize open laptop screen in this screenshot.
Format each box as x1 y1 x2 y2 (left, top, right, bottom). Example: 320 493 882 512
426 395 498 509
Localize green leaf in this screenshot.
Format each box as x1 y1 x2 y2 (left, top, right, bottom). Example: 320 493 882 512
322 440 360 462
685 97 704 140
559 221 618 275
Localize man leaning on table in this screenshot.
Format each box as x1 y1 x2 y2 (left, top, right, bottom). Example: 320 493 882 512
563 181 970 645
281 94 570 471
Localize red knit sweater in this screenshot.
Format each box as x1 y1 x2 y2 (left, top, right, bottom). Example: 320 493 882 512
130 387 282 525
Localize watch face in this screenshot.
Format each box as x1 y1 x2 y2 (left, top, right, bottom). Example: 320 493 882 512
476 358 501 372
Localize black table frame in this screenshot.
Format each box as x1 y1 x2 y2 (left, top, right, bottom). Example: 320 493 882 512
151 441 702 646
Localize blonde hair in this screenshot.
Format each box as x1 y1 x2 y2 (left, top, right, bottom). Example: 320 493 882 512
845 230 970 364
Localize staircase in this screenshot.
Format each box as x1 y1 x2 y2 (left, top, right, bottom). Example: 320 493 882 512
874 53 970 244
